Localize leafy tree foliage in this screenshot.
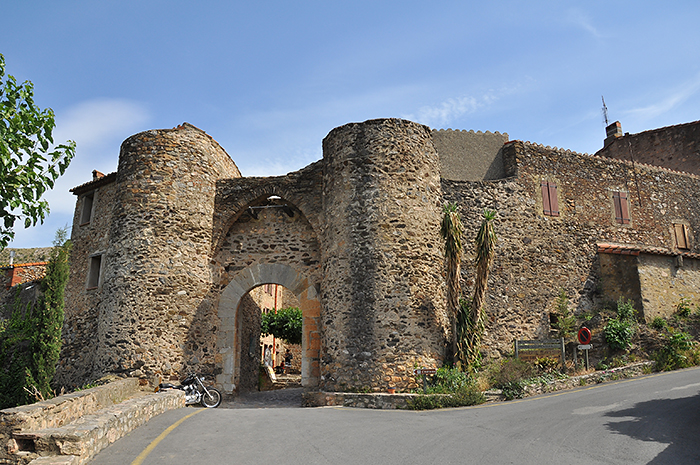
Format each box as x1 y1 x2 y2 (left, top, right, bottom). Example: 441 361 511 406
0 54 75 249
0 229 71 408
260 307 302 345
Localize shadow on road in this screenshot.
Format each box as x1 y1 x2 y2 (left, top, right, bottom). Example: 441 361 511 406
604 391 700 464
221 387 304 409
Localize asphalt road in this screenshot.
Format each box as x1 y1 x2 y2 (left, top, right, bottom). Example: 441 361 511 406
89 367 700 465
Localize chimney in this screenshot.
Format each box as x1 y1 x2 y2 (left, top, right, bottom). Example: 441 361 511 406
92 170 105 181
9 250 15 266
604 121 623 147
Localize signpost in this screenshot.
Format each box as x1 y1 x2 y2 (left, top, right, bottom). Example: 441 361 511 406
414 368 437 393
577 327 592 369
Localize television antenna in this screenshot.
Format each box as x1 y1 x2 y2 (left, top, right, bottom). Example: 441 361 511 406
602 96 609 126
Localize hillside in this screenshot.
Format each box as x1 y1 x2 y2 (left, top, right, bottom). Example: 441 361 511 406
0 247 53 266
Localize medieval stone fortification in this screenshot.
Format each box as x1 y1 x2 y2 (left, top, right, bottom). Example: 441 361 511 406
56 118 700 394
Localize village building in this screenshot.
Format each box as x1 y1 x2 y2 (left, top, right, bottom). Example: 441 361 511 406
55 118 700 394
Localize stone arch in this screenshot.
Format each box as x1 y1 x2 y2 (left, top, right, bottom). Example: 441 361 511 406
216 263 321 393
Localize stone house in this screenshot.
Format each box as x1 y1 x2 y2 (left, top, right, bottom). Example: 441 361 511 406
56 118 700 394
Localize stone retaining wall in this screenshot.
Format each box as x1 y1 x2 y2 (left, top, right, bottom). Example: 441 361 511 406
0 378 184 465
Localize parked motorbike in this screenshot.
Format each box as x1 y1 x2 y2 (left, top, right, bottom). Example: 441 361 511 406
157 373 222 408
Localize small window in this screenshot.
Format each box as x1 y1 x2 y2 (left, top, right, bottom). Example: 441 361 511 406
674 223 689 250
541 181 559 217
612 191 630 225
87 254 102 289
80 192 95 225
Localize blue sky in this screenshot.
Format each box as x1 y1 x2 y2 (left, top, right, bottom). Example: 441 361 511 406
4 1 700 248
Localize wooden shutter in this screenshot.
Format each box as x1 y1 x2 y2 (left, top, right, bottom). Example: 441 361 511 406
613 191 630 224
674 223 689 249
541 181 559 217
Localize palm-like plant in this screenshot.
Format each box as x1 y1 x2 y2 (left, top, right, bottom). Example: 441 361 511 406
440 203 462 361
465 209 497 370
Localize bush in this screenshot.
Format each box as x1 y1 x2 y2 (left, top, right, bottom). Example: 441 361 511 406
406 367 486 410
654 330 700 371
604 297 636 351
424 367 473 394
551 289 576 341
604 318 635 351
490 357 535 388
260 307 302 345
676 298 692 318
650 316 667 330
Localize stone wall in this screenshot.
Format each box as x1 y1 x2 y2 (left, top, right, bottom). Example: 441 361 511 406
320 119 449 391
638 254 700 320
57 175 117 387
432 129 509 181
58 117 700 394
597 120 700 176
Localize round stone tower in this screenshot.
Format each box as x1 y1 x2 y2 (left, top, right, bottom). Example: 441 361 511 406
321 118 449 392
91 123 240 380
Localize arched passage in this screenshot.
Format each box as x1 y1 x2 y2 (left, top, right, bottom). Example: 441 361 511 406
216 263 321 393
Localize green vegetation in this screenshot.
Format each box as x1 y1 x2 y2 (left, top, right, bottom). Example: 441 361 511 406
653 330 700 371
604 297 636 351
0 54 75 249
0 229 71 408
552 289 577 341
260 307 302 345
440 202 462 364
406 367 485 410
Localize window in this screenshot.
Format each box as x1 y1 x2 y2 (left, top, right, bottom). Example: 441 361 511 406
674 223 689 250
80 191 95 225
612 191 630 225
541 181 559 217
87 254 102 289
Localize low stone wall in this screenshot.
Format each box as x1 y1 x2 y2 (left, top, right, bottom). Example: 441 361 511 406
0 378 185 465
303 362 656 409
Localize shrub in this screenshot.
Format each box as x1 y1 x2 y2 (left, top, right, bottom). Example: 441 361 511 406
406 366 485 410
551 289 576 341
488 358 535 401
654 330 700 371
604 297 636 351
533 357 559 374
676 298 692 318
604 318 635 351
650 316 667 330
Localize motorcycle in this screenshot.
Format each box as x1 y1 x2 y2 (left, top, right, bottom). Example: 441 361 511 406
156 373 222 408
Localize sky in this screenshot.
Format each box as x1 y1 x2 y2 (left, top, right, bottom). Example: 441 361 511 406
3 0 700 248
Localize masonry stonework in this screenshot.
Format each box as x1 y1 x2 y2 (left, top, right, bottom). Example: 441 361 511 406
57 117 700 394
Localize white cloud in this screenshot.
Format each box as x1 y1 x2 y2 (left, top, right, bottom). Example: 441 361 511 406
624 74 700 122
566 8 605 40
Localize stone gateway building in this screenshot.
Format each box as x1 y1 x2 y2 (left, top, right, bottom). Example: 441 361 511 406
56 118 700 394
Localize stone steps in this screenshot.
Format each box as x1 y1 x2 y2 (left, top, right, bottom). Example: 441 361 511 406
1 379 185 465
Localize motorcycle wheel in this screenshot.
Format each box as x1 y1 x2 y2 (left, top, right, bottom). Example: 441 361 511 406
201 387 222 408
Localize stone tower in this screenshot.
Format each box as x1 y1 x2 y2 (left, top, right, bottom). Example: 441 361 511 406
90 124 240 379
320 118 449 391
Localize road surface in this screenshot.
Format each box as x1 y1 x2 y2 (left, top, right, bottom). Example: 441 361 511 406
89 366 700 464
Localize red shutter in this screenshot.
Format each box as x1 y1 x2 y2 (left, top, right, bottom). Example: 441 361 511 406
541 181 551 215
613 191 630 224
548 183 559 217
541 181 559 217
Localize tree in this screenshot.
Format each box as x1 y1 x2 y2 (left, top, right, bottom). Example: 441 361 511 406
0 54 75 249
260 307 302 345
440 203 463 363
0 228 71 408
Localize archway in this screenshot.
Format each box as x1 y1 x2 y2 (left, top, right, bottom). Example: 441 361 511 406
216 262 321 394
